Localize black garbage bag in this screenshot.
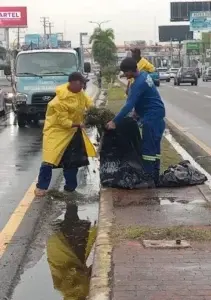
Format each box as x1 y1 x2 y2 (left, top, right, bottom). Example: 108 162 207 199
58 128 89 169
100 117 147 189
159 160 207 187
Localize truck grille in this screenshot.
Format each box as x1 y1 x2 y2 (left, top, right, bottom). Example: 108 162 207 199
31 93 55 105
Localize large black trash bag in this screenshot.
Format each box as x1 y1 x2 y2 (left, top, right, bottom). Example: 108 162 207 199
159 160 207 187
100 117 147 189
58 128 89 169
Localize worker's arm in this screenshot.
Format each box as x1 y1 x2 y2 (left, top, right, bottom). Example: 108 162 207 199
113 76 148 124
126 81 130 96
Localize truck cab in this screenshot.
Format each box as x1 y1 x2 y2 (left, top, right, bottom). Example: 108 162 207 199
4 48 91 127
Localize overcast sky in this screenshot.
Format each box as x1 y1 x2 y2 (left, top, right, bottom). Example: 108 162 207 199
2 0 191 45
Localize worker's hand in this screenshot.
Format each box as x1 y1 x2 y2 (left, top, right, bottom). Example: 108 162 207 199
106 120 116 130
131 111 138 120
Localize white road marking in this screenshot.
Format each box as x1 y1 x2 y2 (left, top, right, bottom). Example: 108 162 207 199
182 88 188 91
204 95 211 98
193 91 199 94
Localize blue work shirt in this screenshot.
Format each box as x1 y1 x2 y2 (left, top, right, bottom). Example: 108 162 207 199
114 72 165 124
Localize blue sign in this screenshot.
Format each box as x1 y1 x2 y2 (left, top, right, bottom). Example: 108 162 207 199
46 34 58 48
190 11 211 31
25 34 43 47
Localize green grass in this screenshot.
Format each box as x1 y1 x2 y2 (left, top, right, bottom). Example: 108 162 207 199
113 225 211 242
161 138 181 172
107 86 126 102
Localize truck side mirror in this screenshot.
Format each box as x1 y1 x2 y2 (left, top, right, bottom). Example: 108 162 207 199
4 65 11 76
84 62 91 73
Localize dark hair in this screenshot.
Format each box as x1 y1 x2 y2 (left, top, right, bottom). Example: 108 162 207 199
120 57 137 73
68 72 85 83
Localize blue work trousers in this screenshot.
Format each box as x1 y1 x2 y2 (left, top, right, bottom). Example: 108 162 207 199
141 119 165 183
36 162 78 191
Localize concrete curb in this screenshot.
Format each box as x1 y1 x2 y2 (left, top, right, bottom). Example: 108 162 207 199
89 188 114 300
166 118 211 176
0 83 99 300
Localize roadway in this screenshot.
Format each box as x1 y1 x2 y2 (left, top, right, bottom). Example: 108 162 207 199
158 79 211 149
0 80 98 233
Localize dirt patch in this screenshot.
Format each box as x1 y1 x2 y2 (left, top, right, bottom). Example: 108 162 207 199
113 225 211 242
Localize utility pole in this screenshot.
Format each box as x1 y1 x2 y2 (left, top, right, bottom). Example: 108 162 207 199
48 22 53 48
40 17 49 48
17 28 20 49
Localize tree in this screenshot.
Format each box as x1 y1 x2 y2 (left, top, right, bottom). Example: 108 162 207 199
89 27 117 68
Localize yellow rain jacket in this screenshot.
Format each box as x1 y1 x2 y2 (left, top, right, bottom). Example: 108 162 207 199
47 226 97 300
42 83 96 166
128 57 155 86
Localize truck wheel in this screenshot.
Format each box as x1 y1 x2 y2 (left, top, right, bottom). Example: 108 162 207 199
17 114 27 128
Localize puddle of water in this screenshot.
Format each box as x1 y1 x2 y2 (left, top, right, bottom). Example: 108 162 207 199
11 128 100 300
159 197 206 206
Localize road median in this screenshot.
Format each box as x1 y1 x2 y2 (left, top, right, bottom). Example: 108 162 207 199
89 79 211 300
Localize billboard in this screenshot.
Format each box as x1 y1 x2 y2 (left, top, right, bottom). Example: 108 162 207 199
25 34 42 47
46 34 58 48
0 7 27 28
190 11 211 31
186 42 201 55
170 1 211 22
159 25 193 42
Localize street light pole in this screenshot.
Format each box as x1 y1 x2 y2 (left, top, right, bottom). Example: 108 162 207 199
89 20 110 28
80 32 88 73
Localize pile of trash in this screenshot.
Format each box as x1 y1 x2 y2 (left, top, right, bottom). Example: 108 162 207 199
98 117 207 189
159 160 207 187
99 117 149 189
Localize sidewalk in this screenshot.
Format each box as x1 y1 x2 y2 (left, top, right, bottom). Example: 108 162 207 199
112 185 211 300
89 141 211 300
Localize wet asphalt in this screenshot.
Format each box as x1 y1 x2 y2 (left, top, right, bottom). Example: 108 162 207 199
0 80 98 232
10 128 100 300
159 79 211 148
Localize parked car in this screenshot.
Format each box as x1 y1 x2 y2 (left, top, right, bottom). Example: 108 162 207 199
150 68 160 87
157 68 170 82
174 67 198 86
0 89 6 117
169 67 179 78
202 67 211 81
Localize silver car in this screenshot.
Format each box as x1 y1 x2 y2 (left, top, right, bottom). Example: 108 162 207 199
169 68 179 78
157 68 170 82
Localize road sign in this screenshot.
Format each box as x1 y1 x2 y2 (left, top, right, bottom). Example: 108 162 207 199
190 11 211 31
186 42 200 55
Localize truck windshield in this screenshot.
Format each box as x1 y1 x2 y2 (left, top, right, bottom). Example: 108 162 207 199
16 52 77 76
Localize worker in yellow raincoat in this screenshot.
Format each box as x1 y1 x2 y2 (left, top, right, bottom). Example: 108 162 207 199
35 72 96 197
47 203 97 300
126 48 155 95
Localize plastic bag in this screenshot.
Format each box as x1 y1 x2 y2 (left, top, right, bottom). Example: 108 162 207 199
100 117 147 189
58 128 89 169
159 160 207 187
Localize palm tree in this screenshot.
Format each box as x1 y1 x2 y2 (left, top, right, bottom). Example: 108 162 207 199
89 28 117 67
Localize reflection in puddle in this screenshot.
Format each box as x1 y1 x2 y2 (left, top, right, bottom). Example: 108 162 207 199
47 203 97 300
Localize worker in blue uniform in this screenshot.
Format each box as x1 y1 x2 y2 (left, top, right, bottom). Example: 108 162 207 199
107 57 165 186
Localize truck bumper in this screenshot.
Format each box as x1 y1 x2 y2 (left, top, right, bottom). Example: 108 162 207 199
15 104 47 119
